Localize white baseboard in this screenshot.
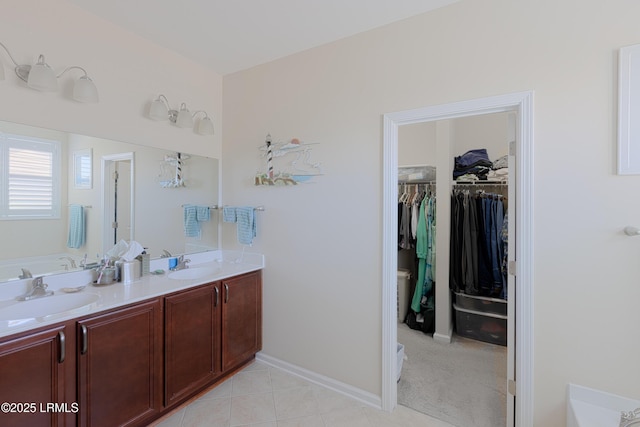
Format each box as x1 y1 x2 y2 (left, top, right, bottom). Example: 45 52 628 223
255 352 382 410
433 324 453 343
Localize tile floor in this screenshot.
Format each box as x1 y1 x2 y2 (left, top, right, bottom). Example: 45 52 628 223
151 360 455 427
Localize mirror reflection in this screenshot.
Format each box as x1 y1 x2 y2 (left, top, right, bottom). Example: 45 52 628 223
0 121 219 283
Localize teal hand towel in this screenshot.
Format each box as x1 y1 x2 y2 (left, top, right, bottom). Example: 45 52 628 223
67 204 85 248
196 205 210 222
223 206 236 223
235 207 256 245
183 205 200 237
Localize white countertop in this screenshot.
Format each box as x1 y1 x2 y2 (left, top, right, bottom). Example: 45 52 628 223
0 250 265 339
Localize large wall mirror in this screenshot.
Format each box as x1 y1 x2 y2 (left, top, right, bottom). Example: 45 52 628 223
0 120 219 283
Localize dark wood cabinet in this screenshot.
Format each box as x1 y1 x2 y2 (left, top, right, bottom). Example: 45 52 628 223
0 269 262 427
221 271 262 371
164 271 263 407
77 299 162 427
164 283 221 406
0 323 74 427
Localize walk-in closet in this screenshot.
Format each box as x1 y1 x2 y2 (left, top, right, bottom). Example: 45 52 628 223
396 112 512 427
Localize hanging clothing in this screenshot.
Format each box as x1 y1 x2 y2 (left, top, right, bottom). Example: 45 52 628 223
411 195 436 313
398 201 413 250
450 188 507 300
500 212 509 299
405 190 436 334
397 181 436 333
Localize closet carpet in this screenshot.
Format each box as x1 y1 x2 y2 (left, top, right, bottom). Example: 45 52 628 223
397 323 507 427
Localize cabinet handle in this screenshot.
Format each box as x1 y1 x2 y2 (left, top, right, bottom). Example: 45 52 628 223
224 283 229 304
80 324 88 354
58 331 65 363
214 286 219 307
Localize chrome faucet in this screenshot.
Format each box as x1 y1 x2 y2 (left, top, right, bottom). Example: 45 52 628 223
59 256 77 269
17 276 54 301
18 268 32 279
621 408 640 427
161 249 172 258
170 255 191 271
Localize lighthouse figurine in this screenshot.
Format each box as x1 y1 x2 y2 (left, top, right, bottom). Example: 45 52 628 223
266 133 274 180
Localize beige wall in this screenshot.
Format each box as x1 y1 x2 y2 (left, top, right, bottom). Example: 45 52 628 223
398 121 437 166
0 0 222 159
223 1 640 425
452 112 510 161
0 0 222 268
0 123 69 259
2 0 640 425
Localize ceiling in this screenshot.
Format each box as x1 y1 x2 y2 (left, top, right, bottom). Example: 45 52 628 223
69 0 458 75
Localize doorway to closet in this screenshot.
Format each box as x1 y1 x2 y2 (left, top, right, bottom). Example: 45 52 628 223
102 152 134 253
396 112 511 427
381 92 534 427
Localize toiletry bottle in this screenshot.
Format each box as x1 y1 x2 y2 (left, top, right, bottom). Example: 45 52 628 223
140 248 150 276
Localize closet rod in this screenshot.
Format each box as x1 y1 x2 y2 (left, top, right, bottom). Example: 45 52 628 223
399 180 436 184
453 181 507 186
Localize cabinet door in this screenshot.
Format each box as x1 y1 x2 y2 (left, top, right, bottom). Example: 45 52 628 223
164 283 220 406
0 324 71 427
77 299 162 427
221 271 262 371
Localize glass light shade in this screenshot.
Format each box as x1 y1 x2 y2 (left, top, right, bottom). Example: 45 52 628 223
73 76 99 103
176 105 194 128
27 57 58 91
149 98 169 120
196 116 214 135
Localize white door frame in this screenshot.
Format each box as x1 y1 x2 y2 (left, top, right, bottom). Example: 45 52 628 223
381 91 534 427
102 152 135 253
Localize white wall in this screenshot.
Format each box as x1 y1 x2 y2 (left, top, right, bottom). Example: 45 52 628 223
452 112 509 161
0 0 222 160
398 121 436 166
222 1 640 425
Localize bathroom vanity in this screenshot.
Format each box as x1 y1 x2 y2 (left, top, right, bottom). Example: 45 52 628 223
0 250 263 427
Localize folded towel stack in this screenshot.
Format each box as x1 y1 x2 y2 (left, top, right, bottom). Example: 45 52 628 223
67 204 86 248
223 206 257 245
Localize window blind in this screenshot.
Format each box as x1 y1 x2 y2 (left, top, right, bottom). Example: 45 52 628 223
0 134 61 219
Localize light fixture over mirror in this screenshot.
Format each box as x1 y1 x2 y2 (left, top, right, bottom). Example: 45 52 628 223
0 42 99 103
148 94 214 136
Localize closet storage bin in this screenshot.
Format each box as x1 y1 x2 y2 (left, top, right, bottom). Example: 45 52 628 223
397 269 411 322
453 291 507 316
453 303 507 346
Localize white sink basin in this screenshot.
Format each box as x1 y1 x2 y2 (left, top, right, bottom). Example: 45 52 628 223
168 266 220 280
0 292 100 321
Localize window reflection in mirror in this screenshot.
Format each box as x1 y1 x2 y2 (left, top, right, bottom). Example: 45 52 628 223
0 121 219 283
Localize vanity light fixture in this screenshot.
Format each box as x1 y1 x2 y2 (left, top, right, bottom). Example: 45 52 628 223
0 42 99 103
148 94 214 136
